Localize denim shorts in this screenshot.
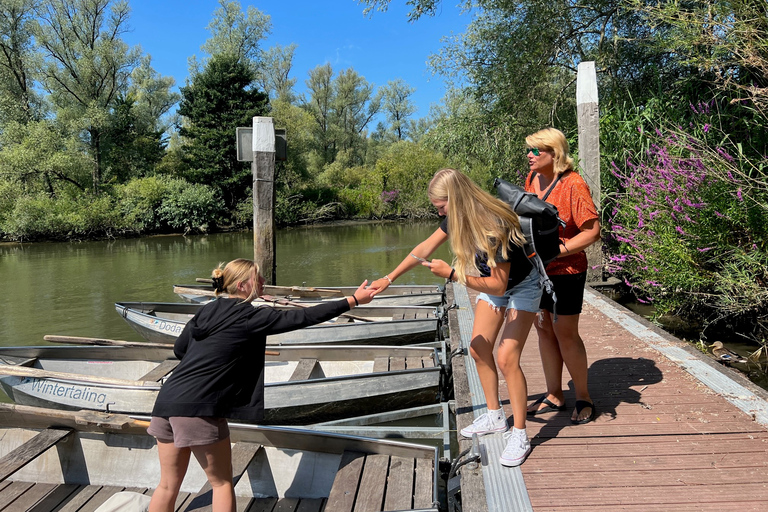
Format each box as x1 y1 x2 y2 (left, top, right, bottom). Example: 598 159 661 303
476 267 542 313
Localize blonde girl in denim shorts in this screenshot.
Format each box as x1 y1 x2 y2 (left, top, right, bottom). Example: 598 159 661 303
370 168 541 468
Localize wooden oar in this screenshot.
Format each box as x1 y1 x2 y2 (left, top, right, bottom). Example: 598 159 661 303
260 295 374 323
44 335 174 349
44 335 280 356
195 278 344 297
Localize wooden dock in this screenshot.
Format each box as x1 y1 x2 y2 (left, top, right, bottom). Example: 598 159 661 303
448 283 768 511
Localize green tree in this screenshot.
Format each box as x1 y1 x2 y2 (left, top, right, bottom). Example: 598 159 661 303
33 0 141 193
128 55 180 134
0 0 42 125
177 53 269 211
332 68 380 158
304 63 335 166
257 43 297 103
193 0 271 75
380 78 416 141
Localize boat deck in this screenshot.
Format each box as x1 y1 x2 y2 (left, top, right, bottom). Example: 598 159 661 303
448 283 768 511
1 440 435 512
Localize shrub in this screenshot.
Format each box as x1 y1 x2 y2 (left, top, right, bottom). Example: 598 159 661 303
605 120 768 342
0 193 122 241
115 176 223 233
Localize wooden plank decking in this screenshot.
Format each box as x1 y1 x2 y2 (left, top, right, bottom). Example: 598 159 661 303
450 282 768 511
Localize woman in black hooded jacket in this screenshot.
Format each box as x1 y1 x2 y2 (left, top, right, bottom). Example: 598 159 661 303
147 258 378 512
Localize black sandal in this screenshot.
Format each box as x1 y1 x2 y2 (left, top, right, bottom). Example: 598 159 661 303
571 400 597 425
527 395 566 416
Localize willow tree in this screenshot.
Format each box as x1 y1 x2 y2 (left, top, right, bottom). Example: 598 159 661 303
34 0 140 193
0 0 41 125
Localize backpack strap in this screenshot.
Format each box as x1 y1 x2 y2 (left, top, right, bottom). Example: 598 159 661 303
541 172 562 201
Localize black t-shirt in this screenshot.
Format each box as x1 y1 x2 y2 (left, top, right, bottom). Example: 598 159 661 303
439 217 532 290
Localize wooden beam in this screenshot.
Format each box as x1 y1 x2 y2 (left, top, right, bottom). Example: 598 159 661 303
0 428 73 482
138 359 180 382
289 358 319 381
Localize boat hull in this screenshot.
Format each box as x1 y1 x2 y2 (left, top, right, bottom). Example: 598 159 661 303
115 301 441 346
0 345 444 424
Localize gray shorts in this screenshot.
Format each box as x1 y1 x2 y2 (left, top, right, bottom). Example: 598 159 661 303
147 416 230 447
476 267 542 313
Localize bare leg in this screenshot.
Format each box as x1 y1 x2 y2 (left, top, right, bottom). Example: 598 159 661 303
549 313 593 422
149 441 191 512
496 309 537 429
468 300 506 410
527 310 566 413
191 438 236 512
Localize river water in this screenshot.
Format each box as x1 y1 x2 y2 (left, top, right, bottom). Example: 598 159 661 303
2 221 765 393
0 222 452 345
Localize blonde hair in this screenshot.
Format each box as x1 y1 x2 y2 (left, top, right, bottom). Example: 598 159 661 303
525 127 574 176
211 258 260 303
428 168 525 284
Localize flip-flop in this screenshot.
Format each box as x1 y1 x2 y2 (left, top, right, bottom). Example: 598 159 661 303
527 395 566 416
572 400 597 425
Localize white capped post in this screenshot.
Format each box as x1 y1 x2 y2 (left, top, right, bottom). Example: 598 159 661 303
253 117 276 284
576 61 603 282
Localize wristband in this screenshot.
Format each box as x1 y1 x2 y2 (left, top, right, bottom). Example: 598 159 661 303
384 275 393 284
352 295 359 306
448 268 455 281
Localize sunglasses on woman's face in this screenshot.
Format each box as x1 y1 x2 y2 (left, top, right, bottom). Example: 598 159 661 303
526 147 541 156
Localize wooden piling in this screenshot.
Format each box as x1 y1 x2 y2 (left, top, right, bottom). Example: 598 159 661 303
576 61 603 282
252 117 277 285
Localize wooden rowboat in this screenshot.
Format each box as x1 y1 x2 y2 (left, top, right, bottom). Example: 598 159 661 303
115 301 442 346
0 345 446 424
0 403 440 511
174 283 445 307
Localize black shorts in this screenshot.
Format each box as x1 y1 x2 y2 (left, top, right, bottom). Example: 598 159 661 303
540 272 587 315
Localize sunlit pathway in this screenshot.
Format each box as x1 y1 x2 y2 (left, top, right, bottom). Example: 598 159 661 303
449 283 768 512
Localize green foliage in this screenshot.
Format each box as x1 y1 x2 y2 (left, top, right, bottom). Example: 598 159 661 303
157 181 222 232
0 192 121 241
114 175 223 234
605 119 768 341
178 53 269 210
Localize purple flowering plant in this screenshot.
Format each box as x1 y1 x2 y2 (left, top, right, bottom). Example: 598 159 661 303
605 115 768 340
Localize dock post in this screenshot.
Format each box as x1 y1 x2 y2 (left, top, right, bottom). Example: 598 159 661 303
252 117 277 285
576 61 603 282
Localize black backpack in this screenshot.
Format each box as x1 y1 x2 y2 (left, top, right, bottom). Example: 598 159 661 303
493 174 565 315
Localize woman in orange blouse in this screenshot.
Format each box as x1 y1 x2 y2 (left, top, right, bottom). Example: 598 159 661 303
523 128 601 424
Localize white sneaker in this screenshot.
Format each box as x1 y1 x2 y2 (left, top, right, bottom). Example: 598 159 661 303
499 429 531 467
460 411 509 438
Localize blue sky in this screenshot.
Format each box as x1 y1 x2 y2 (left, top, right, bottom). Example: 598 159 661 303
123 1 471 119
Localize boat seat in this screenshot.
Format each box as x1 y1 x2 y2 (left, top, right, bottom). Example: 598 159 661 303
389 357 406 371
373 356 389 372
138 359 180 382
182 442 262 512
289 358 318 381
0 427 73 482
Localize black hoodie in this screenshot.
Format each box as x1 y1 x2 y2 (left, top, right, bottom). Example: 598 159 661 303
151 297 350 421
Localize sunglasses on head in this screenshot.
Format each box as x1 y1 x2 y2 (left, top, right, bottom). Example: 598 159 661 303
526 147 541 156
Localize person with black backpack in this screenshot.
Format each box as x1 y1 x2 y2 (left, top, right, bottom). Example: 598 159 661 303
523 128 601 425
369 168 541 467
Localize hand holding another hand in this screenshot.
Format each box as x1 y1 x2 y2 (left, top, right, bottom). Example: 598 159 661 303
351 280 379 306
